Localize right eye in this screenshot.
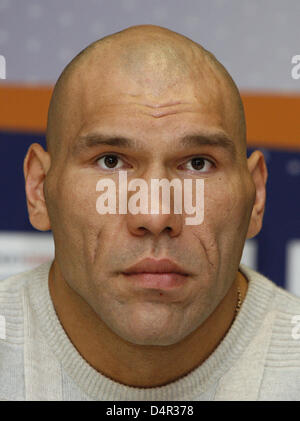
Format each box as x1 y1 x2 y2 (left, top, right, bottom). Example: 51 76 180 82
96 154 126 171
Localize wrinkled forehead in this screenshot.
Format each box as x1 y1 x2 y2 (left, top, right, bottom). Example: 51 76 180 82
48 36 244 158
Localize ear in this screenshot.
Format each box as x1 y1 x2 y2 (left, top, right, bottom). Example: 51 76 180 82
23 143 51 231
246 150 268 239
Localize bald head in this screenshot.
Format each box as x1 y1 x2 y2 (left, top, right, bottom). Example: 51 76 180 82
46 25 246 158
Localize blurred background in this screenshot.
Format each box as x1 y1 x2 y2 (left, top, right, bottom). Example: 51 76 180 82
0 0 299 293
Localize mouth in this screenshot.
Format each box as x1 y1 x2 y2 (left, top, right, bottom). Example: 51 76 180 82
122 258 190 290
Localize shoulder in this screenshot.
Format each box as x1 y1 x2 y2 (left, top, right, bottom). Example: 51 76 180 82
0 262 52 401
0 261 53 338
0 260 53 294
268 281 300 368
241 264 300 367
0 268 31 343
240 263 300 314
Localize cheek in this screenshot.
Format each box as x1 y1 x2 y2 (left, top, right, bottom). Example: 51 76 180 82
48 172 107 263
210 177 252 266
191 177 251 263
54 172 101 224
204 176 250 230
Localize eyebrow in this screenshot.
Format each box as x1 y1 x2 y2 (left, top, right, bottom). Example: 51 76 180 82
72 131 236 159
73 134 139 155
181 133 236 158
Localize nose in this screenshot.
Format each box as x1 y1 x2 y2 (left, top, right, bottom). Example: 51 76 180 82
125 171 183 238
126 210 182 238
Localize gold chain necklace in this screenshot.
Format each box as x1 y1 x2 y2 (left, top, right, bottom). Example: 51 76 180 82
234 286 242 318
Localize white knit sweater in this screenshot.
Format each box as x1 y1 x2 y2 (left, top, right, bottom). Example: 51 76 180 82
0 261 300 401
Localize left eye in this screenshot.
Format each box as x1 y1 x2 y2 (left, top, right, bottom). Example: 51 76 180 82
96 154 125 170
184 157 214 172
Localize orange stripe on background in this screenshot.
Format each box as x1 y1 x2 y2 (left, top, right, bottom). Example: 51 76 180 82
242 93 300 150
0 85 52 133
0 85 300 150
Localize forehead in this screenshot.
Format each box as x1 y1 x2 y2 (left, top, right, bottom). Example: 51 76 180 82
79 44 223 101
60 49 237 157
68 96 237 166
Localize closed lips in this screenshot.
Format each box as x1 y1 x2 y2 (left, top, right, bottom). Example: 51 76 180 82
123 258 189 275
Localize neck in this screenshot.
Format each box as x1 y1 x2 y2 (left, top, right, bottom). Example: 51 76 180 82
48 262 248 388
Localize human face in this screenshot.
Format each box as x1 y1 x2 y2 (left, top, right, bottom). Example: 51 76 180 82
44 62 255 346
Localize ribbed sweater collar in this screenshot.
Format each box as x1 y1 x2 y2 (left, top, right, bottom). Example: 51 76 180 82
27 261 275 401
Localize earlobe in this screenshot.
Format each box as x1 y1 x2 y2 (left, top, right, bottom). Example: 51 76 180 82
246 150 268 239
23 143 52 231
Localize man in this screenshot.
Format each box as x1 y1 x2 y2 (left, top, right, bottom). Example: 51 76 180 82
1 24 300 401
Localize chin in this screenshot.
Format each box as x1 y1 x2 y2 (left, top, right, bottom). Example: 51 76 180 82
121 330 183 347
101 301 196 346
112 318 189 347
